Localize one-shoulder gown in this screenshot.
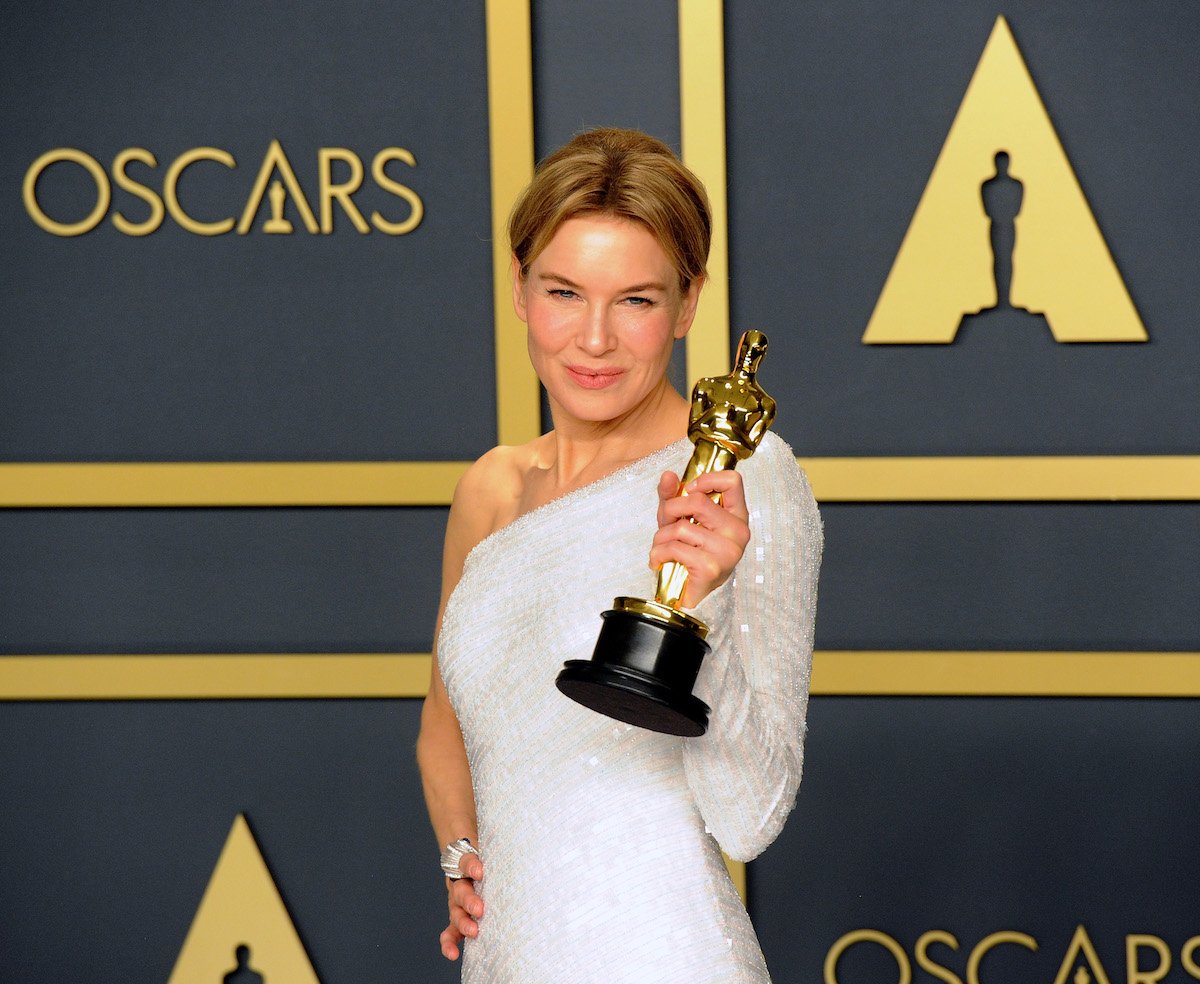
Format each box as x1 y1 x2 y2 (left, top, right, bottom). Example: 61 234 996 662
437 432 822 983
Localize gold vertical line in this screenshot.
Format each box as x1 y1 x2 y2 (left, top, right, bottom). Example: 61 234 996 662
486 0 540 446
679 0 732 383
680 0 740 905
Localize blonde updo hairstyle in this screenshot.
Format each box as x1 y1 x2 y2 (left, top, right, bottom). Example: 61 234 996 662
508 128 712 295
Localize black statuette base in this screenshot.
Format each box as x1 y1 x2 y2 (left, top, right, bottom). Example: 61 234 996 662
556 607 711 737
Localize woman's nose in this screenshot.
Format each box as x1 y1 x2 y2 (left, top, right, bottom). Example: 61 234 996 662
578 306 617 355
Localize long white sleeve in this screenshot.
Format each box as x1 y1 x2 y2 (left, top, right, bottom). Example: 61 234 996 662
683 432 823 861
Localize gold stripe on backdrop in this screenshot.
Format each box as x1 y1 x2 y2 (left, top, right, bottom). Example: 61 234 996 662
5 651 1199 700
812 651 1200 696
0 461 467 507
3 456 1199 506
801 455 1200 502
486 0 540 447
679 0 732 383
0 654 431 700
678 53 760 938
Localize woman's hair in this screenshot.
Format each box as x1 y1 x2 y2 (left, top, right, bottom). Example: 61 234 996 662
508 128 711 293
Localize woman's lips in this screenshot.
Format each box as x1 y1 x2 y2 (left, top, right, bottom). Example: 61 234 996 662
566 365 625 389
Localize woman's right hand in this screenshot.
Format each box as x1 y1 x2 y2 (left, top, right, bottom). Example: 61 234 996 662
440 853 485 961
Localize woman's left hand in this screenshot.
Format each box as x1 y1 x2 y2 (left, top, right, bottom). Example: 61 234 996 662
650 469 751 609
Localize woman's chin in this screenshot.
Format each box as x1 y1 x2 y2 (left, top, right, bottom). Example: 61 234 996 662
551 390 634 426
544 370 679 428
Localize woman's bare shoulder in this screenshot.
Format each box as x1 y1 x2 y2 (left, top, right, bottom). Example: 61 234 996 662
445 440 544 564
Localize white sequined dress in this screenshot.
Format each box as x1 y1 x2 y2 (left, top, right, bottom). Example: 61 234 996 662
437 432 822 983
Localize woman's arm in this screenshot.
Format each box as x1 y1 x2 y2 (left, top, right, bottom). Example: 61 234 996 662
685 435 822 860
417 666 477 850
655 434 822 861
417 659 483 961
416 454 506 960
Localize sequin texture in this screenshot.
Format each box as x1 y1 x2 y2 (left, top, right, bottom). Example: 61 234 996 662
437 432 823 982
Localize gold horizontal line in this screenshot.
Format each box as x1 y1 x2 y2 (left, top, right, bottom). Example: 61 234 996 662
2 650 1198 700
0 653 433 700
811 650 1200 696
801 456 1200 501
1 457 1198 507
0 461 467 507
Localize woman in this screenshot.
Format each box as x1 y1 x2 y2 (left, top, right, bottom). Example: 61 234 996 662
416 128 822 982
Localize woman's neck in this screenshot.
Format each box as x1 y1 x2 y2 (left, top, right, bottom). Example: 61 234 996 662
542 380 691 491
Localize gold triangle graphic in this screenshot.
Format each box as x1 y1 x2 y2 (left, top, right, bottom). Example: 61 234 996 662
167 814 321 984
863 16 1147 343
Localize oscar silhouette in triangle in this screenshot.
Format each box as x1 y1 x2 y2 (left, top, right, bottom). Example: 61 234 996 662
956 150 1051 339
862 16 1146 344
223 944 265 984
167 815 320 984
982 151 1021 310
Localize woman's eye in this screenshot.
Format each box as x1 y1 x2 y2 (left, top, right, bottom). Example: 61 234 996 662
549 288 577 300
624 296 653 306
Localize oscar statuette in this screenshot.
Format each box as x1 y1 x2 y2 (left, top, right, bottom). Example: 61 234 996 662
556 330 777 736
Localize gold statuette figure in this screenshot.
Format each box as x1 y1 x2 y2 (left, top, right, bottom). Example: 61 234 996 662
557 330 776 736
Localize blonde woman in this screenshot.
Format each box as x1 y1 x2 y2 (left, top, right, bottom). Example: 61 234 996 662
417 128 822 982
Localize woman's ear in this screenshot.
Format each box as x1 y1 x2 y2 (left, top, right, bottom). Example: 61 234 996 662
510 253 528 322
673 275 705 339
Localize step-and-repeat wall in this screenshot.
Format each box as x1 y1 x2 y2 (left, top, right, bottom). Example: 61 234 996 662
3 2 1197 982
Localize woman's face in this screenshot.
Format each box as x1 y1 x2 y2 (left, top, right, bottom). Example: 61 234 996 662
512 215 700 427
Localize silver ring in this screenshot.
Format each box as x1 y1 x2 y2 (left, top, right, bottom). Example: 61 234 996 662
440 837 481 880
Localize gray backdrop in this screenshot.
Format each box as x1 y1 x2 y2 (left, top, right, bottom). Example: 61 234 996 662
2 1 1197 982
